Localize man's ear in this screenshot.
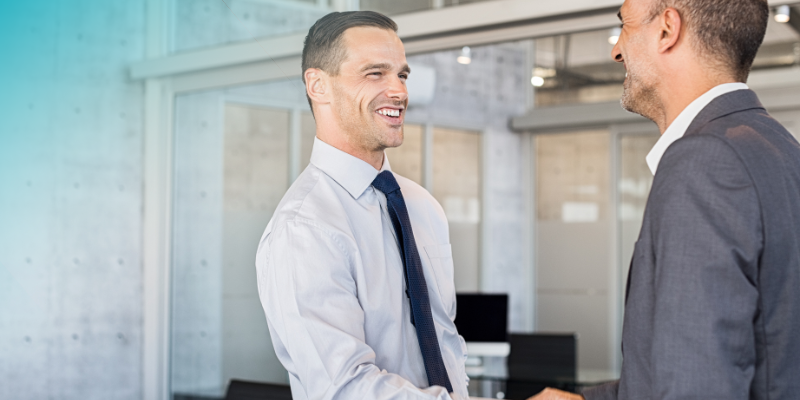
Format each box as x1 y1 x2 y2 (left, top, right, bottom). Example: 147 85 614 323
657 7 682 54
305 68 330 106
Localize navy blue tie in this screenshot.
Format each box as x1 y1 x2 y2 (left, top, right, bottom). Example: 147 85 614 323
372 170 454 393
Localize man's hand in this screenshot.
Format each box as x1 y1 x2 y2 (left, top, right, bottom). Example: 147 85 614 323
526 387 585 400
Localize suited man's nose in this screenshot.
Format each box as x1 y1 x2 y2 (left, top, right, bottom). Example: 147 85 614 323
611 44 624 63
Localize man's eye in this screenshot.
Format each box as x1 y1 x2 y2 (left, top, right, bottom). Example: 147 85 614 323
399 74 408 80
368 72 382 77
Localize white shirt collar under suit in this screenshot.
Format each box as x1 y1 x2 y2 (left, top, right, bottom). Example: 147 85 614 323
646 82 749 175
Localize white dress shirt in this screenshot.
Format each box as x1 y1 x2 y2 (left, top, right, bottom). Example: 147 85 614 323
256 138 469 400
646 83 749 175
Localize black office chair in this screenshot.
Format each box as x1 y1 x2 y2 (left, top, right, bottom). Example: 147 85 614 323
505 333 577 399
224 380 293 400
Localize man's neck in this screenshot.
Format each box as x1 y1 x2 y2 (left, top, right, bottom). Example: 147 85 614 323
316 131 384 170
658 72 739 134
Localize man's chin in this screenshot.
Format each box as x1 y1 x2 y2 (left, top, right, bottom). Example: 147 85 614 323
620 96 637 114
621 99 650 121
378 130 404 150
621 89 657 122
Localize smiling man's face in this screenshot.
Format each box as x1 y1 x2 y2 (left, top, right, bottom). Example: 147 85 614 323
612 0 663 121
329 26 410 153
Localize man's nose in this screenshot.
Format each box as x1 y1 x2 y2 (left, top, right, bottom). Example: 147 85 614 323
611 41 624 63
387 76 408 102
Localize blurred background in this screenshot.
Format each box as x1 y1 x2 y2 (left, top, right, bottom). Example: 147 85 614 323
1 0 799 399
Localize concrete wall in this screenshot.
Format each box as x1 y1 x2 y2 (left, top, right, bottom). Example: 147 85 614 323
172 0 327 53
0 1 146 399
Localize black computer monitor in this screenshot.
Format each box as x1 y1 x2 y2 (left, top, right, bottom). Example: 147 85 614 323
454 293 508 343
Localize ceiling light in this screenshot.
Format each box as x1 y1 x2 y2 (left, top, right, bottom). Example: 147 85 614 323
531 66 555 88
775 5 791 23
457 46 472 65
609 27 621 45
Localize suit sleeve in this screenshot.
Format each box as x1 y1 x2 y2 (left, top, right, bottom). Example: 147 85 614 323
645 135 762 399
582 380 619 400
256 219 458 400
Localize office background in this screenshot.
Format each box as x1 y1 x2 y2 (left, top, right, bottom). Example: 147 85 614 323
1 0 799 399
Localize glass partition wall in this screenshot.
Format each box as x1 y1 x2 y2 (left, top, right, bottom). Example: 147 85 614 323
534 130 613 372
532 128 658 375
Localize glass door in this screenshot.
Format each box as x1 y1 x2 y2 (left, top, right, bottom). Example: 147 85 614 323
171 90 309 398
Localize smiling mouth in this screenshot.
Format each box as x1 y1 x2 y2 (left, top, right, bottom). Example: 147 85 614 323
375 107 404 123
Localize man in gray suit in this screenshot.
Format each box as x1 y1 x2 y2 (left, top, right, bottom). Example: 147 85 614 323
531 0 800 399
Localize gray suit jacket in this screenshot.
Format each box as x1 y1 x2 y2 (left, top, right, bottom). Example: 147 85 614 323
584 90 800 400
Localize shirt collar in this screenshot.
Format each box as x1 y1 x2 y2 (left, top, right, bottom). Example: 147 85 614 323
645 82 749 175
309 137 392 199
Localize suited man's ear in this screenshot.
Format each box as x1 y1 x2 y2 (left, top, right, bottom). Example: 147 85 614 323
657 7 682 54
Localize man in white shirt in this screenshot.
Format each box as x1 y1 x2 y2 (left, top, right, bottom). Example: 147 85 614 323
255 11 469 400
532 0 800 399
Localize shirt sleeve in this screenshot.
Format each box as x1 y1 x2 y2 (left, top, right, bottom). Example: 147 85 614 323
645 134 761 399
256 218 456 400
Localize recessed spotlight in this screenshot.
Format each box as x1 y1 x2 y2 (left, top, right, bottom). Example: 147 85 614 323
457 46 472 65
775 5 791 23
531 76 545 87
609 27 621 45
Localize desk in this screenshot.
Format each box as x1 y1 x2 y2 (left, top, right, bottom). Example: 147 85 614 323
468 369 618 400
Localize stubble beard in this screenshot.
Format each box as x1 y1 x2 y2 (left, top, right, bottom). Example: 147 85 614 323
620 62 663 124
333 85 404 152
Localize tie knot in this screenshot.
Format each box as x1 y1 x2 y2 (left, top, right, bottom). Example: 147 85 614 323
371 170 401 195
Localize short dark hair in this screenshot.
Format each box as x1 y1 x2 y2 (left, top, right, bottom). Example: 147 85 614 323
301 11 398 112
647 0 768 81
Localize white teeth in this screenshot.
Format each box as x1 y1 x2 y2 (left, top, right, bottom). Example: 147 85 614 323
378 109 400 117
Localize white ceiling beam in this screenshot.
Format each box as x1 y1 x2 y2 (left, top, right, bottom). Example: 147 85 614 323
404 13 618 55
131 33 305 80
170 56 302 93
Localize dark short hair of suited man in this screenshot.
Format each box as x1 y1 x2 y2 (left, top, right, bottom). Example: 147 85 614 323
643 0 768 81
529 0 800 399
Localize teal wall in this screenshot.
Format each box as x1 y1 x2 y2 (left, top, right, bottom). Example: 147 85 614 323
0 1 146 399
